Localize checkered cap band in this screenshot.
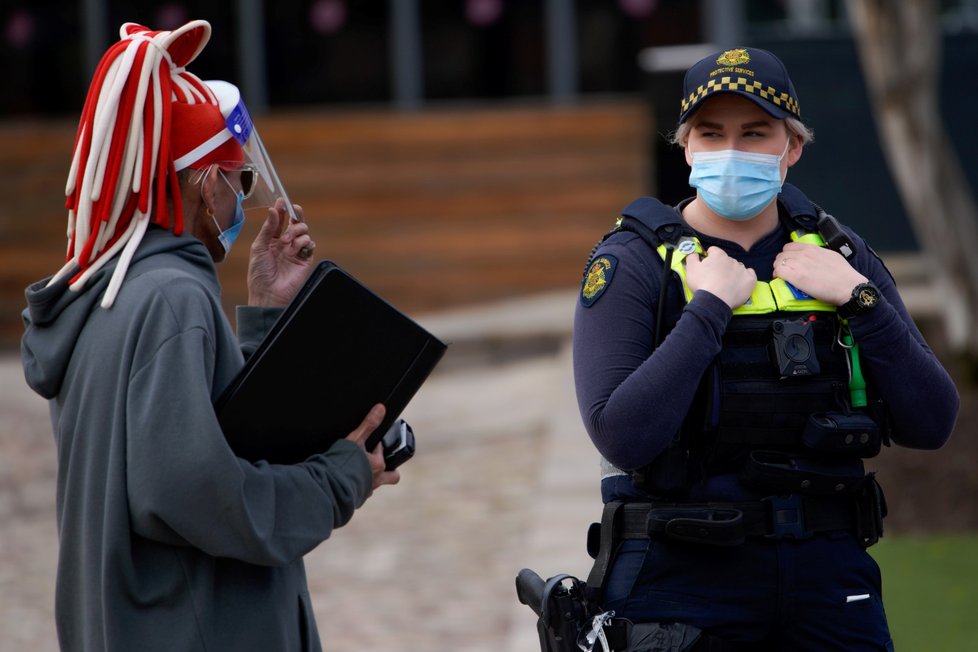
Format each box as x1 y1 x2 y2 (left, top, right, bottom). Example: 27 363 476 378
681 75 800 119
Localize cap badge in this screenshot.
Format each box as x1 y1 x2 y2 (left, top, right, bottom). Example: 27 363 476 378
716 49 750 66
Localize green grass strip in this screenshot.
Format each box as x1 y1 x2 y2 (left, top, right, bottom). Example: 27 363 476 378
871 534 978 651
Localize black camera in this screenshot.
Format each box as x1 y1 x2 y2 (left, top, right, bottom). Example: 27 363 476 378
381 419 416 471
771 318 820 378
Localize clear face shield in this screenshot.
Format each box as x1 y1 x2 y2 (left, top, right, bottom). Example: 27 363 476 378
206 80 298 224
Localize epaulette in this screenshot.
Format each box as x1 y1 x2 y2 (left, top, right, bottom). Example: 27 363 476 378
779 182 819 231
619 196 692 248
781 183 857 260
582 197 691 279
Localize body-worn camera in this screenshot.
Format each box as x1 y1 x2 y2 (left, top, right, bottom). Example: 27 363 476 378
771 318 820 378
381 419 416 471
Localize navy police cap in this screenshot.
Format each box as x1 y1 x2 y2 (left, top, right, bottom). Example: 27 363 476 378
679 47 801 124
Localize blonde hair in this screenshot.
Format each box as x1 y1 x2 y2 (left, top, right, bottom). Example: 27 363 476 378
669 116 814 148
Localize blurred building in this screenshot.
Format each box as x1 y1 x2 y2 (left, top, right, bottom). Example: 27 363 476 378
6 0 978 250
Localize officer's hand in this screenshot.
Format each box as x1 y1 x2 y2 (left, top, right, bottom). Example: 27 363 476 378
345 404 401 494
685 246 756 309
246 199 316 307
774 242 868 306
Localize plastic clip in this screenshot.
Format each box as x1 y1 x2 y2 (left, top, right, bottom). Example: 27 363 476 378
762 494 813 540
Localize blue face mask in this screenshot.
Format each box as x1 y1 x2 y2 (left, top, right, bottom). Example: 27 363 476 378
688 140 789 221
212 170 246 255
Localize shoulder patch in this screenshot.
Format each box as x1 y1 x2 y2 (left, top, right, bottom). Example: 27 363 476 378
581 255 618 307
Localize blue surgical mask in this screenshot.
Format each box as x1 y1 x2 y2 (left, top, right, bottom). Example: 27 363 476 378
213 170 246 254
688 140 789 221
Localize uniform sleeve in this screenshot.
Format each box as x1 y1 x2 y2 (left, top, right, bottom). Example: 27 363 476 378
126 323 373 567
847 240 959 449
573 235 733 470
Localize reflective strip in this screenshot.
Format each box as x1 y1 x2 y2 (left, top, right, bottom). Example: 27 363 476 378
734 282 777 314
657 237 703 304
791 230 825 246
777 231 836 311
770 278 836 312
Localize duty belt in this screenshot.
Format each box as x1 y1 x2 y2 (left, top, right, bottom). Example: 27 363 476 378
585 485 886 602
619 494 863 546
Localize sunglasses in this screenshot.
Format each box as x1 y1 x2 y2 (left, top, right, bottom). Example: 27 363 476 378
218 164 258 200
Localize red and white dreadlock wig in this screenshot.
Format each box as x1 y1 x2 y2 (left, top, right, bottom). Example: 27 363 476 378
51 20 244 308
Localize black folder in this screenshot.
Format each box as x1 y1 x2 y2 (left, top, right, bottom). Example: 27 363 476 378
216 261 447 464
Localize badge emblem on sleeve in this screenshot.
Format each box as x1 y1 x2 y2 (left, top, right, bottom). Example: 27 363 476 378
581 255 618 307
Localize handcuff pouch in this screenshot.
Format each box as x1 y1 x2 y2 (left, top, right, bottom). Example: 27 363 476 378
802 411 881 458
740 450 866 495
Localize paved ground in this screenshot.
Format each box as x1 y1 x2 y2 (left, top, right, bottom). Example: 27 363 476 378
0 290 600 652
3 271 971 651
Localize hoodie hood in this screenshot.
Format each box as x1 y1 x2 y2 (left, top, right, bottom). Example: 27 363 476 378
21 228 218 399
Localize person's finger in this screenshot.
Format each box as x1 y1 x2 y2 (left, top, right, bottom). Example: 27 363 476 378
362 444 401 491
783 241 815 253
276 222 308 249
258 204 285 242
704 246 727 260
274 198 305 234
366 446 401 486
346 404 385 446
286 221 310 237
773 256 789 276
272 198 300 236
365 445 386 474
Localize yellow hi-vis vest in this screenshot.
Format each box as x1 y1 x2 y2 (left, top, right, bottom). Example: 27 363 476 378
656 230 837 314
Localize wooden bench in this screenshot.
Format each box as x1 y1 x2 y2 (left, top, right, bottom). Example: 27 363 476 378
0 100 650 348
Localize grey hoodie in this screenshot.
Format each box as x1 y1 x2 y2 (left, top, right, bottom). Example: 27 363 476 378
22 228 372 651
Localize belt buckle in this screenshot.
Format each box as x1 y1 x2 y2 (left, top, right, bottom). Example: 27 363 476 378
762 494 812 540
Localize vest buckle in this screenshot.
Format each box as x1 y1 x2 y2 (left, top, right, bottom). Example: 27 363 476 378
762 494 813 540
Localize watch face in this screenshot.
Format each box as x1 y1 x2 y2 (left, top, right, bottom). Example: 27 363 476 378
839 283 880 319
857 285 880 309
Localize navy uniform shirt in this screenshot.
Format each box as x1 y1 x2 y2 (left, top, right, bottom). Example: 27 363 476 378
573 197 959 504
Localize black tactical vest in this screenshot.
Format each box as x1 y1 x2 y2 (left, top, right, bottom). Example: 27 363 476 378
590 186 887 498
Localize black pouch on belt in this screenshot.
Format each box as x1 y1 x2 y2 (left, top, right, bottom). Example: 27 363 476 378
802 411 881 457
647 506 746 546
855 473 888 548
740 450 866 495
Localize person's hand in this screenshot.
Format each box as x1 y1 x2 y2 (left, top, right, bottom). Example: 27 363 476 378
773 242 868 306
247 198 317 307
345 404 401 494
685 246 757 309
